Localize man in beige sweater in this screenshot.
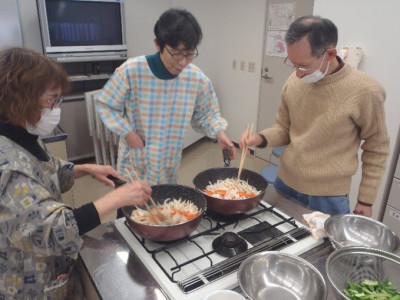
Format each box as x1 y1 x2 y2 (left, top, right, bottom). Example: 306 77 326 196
240 15 389 217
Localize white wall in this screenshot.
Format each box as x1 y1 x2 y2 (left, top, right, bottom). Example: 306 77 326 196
0 0 23 49
124 0 170 57
211 0 266 140
16 0 42 53
313 0 400 219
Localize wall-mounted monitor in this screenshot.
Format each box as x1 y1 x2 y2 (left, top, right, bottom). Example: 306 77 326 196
37 0 128 62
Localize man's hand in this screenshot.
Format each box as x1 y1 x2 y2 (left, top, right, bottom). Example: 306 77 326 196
239 132 264 151
353 202 372 217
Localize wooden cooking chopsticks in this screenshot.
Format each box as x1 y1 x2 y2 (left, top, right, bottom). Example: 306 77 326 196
237 123 254 180
125 169 161 224
127 155 165 221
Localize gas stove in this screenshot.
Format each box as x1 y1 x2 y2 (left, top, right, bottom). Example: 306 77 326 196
114 199 323 300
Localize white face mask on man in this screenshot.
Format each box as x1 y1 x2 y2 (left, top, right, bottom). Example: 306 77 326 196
26 108 61 136
299 52 330 84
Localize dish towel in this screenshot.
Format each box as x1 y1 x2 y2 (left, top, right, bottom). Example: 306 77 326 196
302 211 331 240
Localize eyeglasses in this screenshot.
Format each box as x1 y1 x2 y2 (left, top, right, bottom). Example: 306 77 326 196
44 96 64 110
165 47 199 61
284 49 327 72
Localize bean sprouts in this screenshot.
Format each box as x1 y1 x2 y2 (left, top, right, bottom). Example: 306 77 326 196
203 178 260 199
130 198 201 225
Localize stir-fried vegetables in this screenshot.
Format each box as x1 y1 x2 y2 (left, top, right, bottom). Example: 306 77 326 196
203 178 260 199
130 198 201 225
344 279 400 300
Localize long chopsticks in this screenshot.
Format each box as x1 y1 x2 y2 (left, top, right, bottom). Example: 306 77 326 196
238 123 254 180
125 169 161 223
127 155 165 221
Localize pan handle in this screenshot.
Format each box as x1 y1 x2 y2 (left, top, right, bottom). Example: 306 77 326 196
106 175 128 219
223 148 231 167
107 175 127 188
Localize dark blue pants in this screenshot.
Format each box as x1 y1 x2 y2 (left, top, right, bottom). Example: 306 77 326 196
273 177 350 215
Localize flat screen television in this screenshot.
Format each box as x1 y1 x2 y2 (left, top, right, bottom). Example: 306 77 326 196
37 0 128 62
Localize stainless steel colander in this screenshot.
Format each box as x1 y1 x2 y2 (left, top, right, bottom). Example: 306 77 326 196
326 247 400 299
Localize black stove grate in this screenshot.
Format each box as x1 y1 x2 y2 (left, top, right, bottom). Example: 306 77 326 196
178 227 310 293
120 203 311 293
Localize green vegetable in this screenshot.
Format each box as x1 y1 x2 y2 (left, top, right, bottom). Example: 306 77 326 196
343 279 400 300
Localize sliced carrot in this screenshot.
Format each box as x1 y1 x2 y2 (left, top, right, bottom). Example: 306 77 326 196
214 189 227 197
203 189 214 196
183 211 200 220
238 191 256 198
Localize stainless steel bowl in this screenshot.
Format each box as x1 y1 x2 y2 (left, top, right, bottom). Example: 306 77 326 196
326 247 400 299
324 214 400 252
237 251 327 300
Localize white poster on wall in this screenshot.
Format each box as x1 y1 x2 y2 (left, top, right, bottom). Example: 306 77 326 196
266 30 287 57
267 2 296 30
266 2 296 57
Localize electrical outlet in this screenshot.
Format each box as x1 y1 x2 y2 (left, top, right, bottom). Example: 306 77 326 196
248 62 256 72
232 59 237 70
240 60 245 71
390 210 400 220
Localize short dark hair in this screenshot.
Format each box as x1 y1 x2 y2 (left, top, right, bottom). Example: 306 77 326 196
285 15 338 56
154 8 202 51
0 47 70 125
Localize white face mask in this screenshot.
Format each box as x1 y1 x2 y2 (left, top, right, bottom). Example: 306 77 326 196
26 108 61 136
299 53 330 84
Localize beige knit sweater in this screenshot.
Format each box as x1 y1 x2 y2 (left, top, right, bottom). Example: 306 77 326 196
260 64 389 205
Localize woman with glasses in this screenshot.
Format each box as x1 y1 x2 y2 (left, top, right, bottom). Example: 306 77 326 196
0 47 151 299
97 9 236 191
240 16 389 217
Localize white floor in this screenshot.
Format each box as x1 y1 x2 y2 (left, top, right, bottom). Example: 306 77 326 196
70 138 270 223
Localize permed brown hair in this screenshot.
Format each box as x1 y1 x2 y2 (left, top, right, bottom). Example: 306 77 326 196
0 47 70 125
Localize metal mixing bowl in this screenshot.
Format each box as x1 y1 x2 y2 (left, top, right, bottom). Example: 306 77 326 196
324 214 400 252
237 251 327 300
326 247 400 299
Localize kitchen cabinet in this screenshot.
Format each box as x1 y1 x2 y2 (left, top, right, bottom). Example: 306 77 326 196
60 60 125 161
382 153 400 236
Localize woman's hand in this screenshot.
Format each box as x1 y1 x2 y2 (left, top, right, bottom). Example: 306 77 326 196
93 180 152 221
126 130 145 148
73 164 122 187
216 131 236 159
110 180 152 207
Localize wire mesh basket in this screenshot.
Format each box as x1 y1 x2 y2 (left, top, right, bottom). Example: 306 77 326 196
326 247 400 299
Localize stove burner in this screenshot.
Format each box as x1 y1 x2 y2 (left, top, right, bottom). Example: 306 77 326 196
212 232 248 257
206 210 245 223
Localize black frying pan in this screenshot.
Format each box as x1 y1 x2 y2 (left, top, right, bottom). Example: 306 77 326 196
192 149 268 215
108 176 206 241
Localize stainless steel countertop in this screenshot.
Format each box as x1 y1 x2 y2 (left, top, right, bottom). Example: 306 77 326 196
79 186 336 299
